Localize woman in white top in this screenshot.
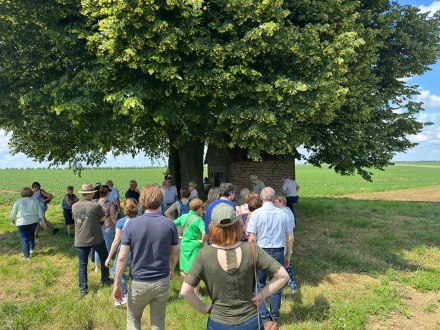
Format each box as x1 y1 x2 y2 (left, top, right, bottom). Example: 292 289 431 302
10 187 46 259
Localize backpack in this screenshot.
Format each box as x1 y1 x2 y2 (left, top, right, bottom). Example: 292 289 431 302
178 200 190 215
61 195 67 209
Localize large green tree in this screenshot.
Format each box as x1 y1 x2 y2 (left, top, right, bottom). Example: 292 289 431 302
0 0 439 184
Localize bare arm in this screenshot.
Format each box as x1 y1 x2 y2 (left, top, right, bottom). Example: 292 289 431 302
40 190 53 202
170 245 179 280
284 232 293 268
109 204 117 225
164 204 177 220
105 228 123 267
181 282 212 314
252 266 289 306
113 244 130 302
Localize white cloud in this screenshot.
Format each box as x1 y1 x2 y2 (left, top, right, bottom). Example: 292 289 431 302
419 1 440 16
416 90 440 109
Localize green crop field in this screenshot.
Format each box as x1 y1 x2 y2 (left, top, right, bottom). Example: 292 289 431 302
0 163 439 329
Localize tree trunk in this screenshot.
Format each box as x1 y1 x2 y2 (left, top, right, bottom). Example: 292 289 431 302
178 139 205 199
168 144 181 192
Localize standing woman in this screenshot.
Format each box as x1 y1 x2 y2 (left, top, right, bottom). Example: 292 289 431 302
62 186 79 237
181 204 289 329
10 187 46 259
32 181 58 238
105 198 139 306
173 198 206 297
94 185 117 272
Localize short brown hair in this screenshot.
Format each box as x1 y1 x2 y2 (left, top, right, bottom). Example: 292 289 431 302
180 187 191 198
21 187 33 198
274 195 287 206
139 184 163 210
209 221 243 246
190 198 203 211
246 192 260 212
124 198 138 218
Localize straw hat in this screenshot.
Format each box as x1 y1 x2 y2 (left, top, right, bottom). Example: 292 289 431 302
77 183 97 194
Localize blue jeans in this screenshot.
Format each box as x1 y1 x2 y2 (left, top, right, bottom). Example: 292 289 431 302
207 315 262 330
95 228 114 264
112 248 131 295
285 261 297 289
258 248 284 323
76 240 110 293
17 222 38 258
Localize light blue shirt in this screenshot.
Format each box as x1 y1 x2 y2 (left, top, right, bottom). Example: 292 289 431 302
10 197 44 226
281 207 295 232
247 202 292 249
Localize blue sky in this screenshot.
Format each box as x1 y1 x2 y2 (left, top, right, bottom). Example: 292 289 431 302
0 0 439 168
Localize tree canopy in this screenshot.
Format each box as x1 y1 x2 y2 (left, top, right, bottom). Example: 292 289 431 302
1 0 439 182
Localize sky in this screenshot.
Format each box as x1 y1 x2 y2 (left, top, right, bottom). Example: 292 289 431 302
0 0 439 168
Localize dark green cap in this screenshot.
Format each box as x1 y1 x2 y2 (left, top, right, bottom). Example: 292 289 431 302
211 203 239 227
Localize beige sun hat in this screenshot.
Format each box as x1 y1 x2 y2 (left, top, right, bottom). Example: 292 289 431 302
77 183 97 194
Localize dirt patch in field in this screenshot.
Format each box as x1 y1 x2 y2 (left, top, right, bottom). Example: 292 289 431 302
0 189 18 194
369 288 440 330
343 186 440 202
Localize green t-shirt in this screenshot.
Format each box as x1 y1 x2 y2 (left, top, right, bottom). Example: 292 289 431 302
73 199 105 247
185 242 281 325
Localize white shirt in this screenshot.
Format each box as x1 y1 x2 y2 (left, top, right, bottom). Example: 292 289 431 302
247 202 292 249
282 179 299 197
108 187 120 204
190 189 198 199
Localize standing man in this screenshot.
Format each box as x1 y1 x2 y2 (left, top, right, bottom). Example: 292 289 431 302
250 175 265 194
114 184 179 330
204 182 235 238
107 180 121 217
125 180 140 202
163 175 178 210
282 175 300 215
73 183 113 298
247 187 293 326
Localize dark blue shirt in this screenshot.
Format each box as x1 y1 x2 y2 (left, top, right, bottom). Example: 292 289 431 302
204 199 235 236
125 189 140 201
121 213 179 281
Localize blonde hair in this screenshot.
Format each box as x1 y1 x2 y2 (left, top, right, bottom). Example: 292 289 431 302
190 198 203 211
139 184 163 210
21 187 33 198
206 187 220 204
274 195 287 206
124 198 138 218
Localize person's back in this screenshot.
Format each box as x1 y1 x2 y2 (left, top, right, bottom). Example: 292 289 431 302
114 184 179 330
124 213 177 280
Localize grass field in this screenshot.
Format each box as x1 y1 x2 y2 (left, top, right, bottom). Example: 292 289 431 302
0 163 439 329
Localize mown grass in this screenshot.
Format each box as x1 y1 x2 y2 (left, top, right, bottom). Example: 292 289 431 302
0 163 439 329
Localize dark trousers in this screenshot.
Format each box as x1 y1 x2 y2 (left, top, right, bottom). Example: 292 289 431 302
17 222 38 258
258 247 284 323
286 196 299 219
75 240 110 293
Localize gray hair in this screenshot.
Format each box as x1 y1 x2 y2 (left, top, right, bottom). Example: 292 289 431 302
240 188 250 198
261 187 275 201
219 182 236 197
250 175 258 180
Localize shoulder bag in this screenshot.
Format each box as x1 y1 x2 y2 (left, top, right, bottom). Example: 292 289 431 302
250 242 279 330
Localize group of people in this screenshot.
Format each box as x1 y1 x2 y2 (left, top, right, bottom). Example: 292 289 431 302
9 174 301 329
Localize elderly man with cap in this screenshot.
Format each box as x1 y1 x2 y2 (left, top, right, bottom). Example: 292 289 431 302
247 187 293 326
72 183 113 298
181 203 289 329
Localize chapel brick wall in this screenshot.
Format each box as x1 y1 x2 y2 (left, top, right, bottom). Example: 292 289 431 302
229 160 295 195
